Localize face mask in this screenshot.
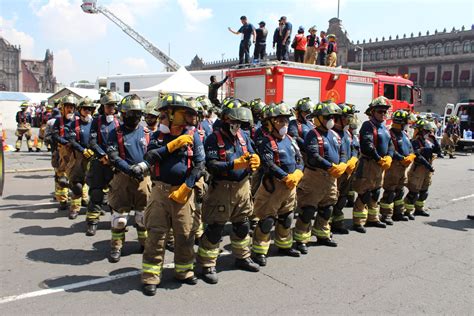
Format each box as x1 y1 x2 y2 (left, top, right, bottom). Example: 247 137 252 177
66 113 74 120
229 123 240 136
106 115 114 123
279 125 288 136
343 125 350 132
82 114 92 123
158 123 170 134
325 119 335 130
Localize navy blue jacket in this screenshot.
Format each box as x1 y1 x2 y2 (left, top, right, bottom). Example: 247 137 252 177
66 116 93 153
89 115 120 157
205 129 255 182
359 118 394 160
335 129 357 163
257 133 303 180
412 136 435 172
288 118 313 151
16 111 32 125
145 128 205 187
52 115 74 146
305 127 346 170
200 119 214 138
389 128 413 161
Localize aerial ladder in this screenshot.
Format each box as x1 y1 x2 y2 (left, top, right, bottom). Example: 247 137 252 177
80 0 180 71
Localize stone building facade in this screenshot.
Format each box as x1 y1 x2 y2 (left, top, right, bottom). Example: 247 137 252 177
187 19 474 114
0 36 57 93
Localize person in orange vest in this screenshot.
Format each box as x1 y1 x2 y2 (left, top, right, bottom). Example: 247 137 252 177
15 102 33 152
292 26 307 63
326 34 338 67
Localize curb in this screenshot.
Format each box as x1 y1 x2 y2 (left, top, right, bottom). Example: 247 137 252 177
5 167 54 174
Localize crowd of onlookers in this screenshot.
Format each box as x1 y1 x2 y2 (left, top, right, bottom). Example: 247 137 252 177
229 16 338 67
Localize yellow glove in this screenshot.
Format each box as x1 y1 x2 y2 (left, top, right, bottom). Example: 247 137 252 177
328 162 347 178
378 156 392 170
233 152 251 170
401 153 416 167
249 154 261 171
166 134 194 153
168 183 192 204
282 169 304 189
345 156 359 175
83 148 94 159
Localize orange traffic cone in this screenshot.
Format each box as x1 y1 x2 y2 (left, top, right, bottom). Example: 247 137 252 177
33 135 38 147
2 129 7 151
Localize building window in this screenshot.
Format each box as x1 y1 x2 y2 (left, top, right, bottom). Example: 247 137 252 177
428 45 435 56
110 82 116 91
463 41 470 53
376 50 382 60
442 71 452 87
384 49 389 59
460 70 471 86
425 93 433 105
404 48 410 58
409 73 418 84
419 46 425 56
370 51 376 61
412 47 418 57
397 48 403 58
471 41 474 52
453 42 460 54
445 44 452 55
384 84 395 99
435 44 442 55
124 82 130 93
425 71 435 87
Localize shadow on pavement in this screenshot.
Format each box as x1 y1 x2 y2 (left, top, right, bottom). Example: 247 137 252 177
425 219 474 231
11 210 65 220
0 203 58 211
3 194 53 201
17 222 87 236
14 174 53 179
26 240 141 266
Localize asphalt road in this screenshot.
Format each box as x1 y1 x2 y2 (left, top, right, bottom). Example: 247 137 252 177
0 145 473 315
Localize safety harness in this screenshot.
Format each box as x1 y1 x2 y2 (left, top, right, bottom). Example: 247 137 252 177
97 116 122 156
215 130 247 161
115 126 150 160
153 128 194 178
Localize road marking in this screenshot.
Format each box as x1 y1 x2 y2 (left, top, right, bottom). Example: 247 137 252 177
450 194 474 202
5 167 54 174
0 250 231 304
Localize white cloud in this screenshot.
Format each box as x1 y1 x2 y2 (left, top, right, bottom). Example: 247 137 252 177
122 57 149 73
177 0 212 30
0 17 35 58
54 48 78 84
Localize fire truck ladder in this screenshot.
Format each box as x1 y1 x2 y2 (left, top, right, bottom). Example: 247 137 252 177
81 1 180 71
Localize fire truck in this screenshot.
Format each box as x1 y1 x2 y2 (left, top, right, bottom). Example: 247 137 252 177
226 61 416 121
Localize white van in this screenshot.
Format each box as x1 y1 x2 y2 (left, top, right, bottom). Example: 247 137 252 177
443 100 474 150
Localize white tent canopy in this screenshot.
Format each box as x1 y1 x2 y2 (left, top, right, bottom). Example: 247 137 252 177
132 67 208 99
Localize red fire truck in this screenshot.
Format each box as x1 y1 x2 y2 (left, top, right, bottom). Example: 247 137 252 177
226 61 416 119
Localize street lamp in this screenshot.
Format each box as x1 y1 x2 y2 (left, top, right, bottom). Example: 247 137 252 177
354 45 364 71
220 53 225 101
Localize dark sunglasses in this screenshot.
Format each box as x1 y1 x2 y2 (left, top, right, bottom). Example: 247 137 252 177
375 109 388 114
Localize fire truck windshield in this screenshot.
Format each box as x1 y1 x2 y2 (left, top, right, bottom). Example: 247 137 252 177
397 85 413 104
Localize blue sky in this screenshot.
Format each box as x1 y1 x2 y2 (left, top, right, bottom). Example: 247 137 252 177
1 0 472 85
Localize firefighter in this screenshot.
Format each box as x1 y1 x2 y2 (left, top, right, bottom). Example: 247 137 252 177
85 91 122 236
404 119 436 218
352 96 394 233
38 103 54 152
379 110 416 224
198 100 261 284
248 98 266 137
15 102 33 152
326 34 337 67
288 97 315 152
346 115 361 207
64 97 96 219
248 98 267 197
52 94 79 211
442 115 460 159
196 95 215 138
144 101 160 132
331 103 359 234
293 102 347 253
138 93 205 295
106 95 151 263
251 102 303 266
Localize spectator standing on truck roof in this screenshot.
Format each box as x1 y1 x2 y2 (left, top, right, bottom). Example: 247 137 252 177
274 16 292 61
208 75 229 107
326 34 338 67
292 26 307 63
228 16 256 65
253 21 268 62
304 26 319 65
318 31 328 66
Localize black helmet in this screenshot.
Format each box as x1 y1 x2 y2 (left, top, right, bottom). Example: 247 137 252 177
221 98 246 117
157 93 197 115
295 97 316 113
392 109 410 125
267 101 292 118
338 103 359 116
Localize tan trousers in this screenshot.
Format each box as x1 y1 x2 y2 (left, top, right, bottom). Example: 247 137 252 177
380 160 408 218
304 46 318 64
326 52 337 67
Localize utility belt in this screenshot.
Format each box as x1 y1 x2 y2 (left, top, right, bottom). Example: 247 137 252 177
211 176 249 190
152 180 180 193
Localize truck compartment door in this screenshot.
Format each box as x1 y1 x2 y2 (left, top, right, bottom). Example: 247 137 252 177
234 76 265 102
346 82 374 122
283 76 321 105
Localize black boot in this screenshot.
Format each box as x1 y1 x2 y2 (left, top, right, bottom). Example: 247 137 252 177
331 226 349 234
365 221 387 228
36 148 41 152
201 267 218 284
251 253 267 266
353 225 367 233
381 216 394 225
142 284 157 296
449 154 456 159
235 257 260 272
295 242 308 254
86 223 97 236
176 275 198 285
316 238 338 247
109 249 121 263
467 215 474 220
392 213 409 221
165 240 175 252
278 247 300 257
58 201 68 211
406 213 415 220
414 209 430 217
28 148 33 152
